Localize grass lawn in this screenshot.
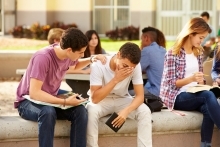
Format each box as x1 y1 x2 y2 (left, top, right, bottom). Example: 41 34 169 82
0 38 174 52
101 39 174 52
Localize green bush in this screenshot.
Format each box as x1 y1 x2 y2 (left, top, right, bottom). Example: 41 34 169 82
105 26 139 41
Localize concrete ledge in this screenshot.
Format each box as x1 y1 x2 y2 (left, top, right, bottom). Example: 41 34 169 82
0 50 36 78
1 110 220 147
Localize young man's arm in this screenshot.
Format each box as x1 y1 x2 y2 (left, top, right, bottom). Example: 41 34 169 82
29 78 86 106
112 84 144 128
72 58 93 71
66 68 91 74
66 65 90 74
123 84 144 112
90 79 118 104
67 54 107 73
112 63 145 127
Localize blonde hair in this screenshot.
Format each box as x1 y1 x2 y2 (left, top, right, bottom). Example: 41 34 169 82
47 28 64 44
172 17 211 56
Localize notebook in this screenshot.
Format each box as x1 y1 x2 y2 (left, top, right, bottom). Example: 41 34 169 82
23 94 89 110
186 84 220 98
105 112 124 132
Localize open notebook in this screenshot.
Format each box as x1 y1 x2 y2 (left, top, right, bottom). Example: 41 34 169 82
23 93 89 110
186 84 220 98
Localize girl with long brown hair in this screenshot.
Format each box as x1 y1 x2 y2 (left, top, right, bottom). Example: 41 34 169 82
160 17 220 147
84 30 106 58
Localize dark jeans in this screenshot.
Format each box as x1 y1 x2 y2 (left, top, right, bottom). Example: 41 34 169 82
57 89 69 95
174 91 220 144
18 100 88 147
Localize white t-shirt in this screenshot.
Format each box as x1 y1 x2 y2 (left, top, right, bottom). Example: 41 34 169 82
89 55 143 98
178 53 199 93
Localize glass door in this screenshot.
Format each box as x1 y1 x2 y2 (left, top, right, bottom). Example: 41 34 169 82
0 0 16 35
93 0 130 36
4 0 16 35
0 0 3 35
156 0 216 40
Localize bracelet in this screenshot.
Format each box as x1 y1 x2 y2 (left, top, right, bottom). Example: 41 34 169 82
63 98 66 107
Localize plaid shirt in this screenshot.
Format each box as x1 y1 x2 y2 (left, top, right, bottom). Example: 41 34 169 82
159 48 203 110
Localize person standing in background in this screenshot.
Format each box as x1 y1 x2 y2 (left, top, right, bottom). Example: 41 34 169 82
200 11 216 62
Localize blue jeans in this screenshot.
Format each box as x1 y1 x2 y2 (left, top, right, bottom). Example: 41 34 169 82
57 89 69 95
174 91 220 144
18 100 88 147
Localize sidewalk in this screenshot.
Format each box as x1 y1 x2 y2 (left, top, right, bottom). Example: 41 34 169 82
0 81 72 116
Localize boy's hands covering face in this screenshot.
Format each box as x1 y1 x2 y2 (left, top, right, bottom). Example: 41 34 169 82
114 65 134 83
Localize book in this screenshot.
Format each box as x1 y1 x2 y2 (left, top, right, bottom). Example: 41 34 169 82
186 84 220 98
23 92 89 110
105 112 124 133
57 92 82 100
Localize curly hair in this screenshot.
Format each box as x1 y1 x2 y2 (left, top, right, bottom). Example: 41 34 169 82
142 26 166 48
60 27 88 52
119 42 141 64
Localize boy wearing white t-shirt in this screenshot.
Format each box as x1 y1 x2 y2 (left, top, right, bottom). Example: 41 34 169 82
86 42 152 147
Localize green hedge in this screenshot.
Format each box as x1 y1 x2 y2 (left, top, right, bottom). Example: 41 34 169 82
10 21 77 40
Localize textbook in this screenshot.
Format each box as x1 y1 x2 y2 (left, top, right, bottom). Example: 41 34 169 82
23 93 89 110
186 84 220 98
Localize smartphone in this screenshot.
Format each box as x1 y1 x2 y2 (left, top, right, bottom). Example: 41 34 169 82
76 94 83 100
76 96 81 100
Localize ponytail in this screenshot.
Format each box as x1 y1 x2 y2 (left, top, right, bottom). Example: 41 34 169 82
155 29 166 48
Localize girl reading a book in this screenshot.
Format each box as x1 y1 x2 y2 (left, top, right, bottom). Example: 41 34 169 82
160 17 220 147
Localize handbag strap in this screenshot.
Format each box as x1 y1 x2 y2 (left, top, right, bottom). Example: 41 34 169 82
171 110 186 116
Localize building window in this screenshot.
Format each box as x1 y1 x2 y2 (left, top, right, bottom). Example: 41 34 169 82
93 0 130 36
